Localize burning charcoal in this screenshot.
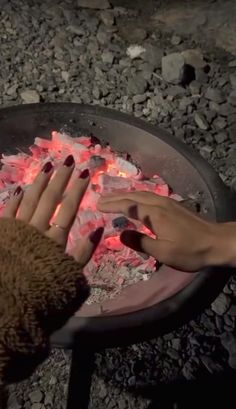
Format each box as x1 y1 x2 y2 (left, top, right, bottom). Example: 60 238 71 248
112 216 129 229
114 157 141 178
98 174 132 192
89 155 106 170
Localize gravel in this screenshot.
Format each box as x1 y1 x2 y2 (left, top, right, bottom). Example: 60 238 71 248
2 0 236 408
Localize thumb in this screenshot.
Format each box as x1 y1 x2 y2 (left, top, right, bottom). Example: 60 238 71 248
120 230 159 259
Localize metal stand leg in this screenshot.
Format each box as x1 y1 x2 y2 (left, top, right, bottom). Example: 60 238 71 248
66 347 95 409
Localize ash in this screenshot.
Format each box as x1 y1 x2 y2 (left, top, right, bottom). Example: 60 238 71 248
0 131 176 304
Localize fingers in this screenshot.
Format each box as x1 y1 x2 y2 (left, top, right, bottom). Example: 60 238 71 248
3 186 23 218
47 169 90 247
17 162 54 222
121 230 159 258
71 227 104 266
98 197 155 226
30 155 75 232
98 191 165 206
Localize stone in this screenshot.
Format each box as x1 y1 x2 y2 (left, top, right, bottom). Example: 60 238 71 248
20 89 40 103
141 45 163 68
228 305 236 315
194 112 209 130
171 338 181 350
127 75 147 95
214 132 228 144
100 10 114 26
182 358 199 380
228 90 236 106
200 355 223 374
213 116 227 130
181 49 205 69
31 404 45 409
195 68 209 84
167 348 179 360
205 87 226 103
101 50 114 64
221 332 236 369
189 80 201 95
29 390 43 404
218 103 236 116
162 52 185 84
61 71 69 82
6 83 18 96
7 395 21 409
126 45 146 60
77 0 110 9
166 85 186 98
211 293 231 315
120 26 147 43
44 393 54 406
133 94 147 104
230 74 236 88
228 124 236 142
171 35 182 45
67 25 86 36
228 60 236 67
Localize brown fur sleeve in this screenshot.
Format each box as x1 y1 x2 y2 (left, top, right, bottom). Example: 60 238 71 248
0 218 90 384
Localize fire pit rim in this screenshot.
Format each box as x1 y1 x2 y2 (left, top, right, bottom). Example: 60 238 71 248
0 103 235 348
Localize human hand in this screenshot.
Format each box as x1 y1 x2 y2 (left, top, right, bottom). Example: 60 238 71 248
4 155 103 264
98 191 236 271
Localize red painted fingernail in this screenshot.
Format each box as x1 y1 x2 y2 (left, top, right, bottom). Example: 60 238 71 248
79 169 89 179
64 155 74 167
89 227 104 246
14 186 22 196
42 162 53 173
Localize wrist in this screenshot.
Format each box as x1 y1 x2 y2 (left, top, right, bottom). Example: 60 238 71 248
205 222 236 267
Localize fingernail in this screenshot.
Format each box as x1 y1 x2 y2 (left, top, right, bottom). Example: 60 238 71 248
89 227 104 246
79 169 89 179
14 186 22 196
42 161 53 173
64 155 75 167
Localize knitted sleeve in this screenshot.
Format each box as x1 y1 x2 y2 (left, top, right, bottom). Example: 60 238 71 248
0 217 90 385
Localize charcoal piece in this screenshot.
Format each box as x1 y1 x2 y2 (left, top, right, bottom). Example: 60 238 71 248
89 155 106 169
112 216 129 229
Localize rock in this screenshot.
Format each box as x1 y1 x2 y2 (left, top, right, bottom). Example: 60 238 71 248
200 355 223 374
101 50 114 64
205 87 226 103
228 124 236 142
44 393 54 406
77 0 110 9
31 404 45 409
228 60 236 67
195 68 209 84
20 89 40 103
221 332 236 369
29 390 43 404
182 358 199 380
171 338 181 350
189 80 201 95
6 84 18 96
228 305 236 316
100 10 114 26
218 103 236 116
141 44 163 68
228 90 236 106
211 293 231 315
181 49 205 69
162 52 185 84
214 132 228 144
133 94 147 104
126 45 145 60
67 25 86 36
7 395 21 409
171 35 182 45
166 85 186 97
213 116 227 130
200 145 213 159
119 26 147 43
230 74 236 88
167 348 179 360
194 112 209 130
127 75 147 95
61 71 69 82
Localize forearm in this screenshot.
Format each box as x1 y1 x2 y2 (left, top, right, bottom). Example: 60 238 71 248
206 222 236 267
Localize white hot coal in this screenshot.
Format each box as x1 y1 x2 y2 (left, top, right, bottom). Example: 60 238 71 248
0 131 182 303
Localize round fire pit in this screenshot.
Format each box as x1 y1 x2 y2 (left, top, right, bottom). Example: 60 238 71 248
0 103 235 349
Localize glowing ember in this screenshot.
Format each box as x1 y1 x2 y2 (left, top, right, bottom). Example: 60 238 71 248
0 131 181 304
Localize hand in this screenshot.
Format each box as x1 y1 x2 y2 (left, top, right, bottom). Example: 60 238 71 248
4 155 103 264
98 191 236 271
